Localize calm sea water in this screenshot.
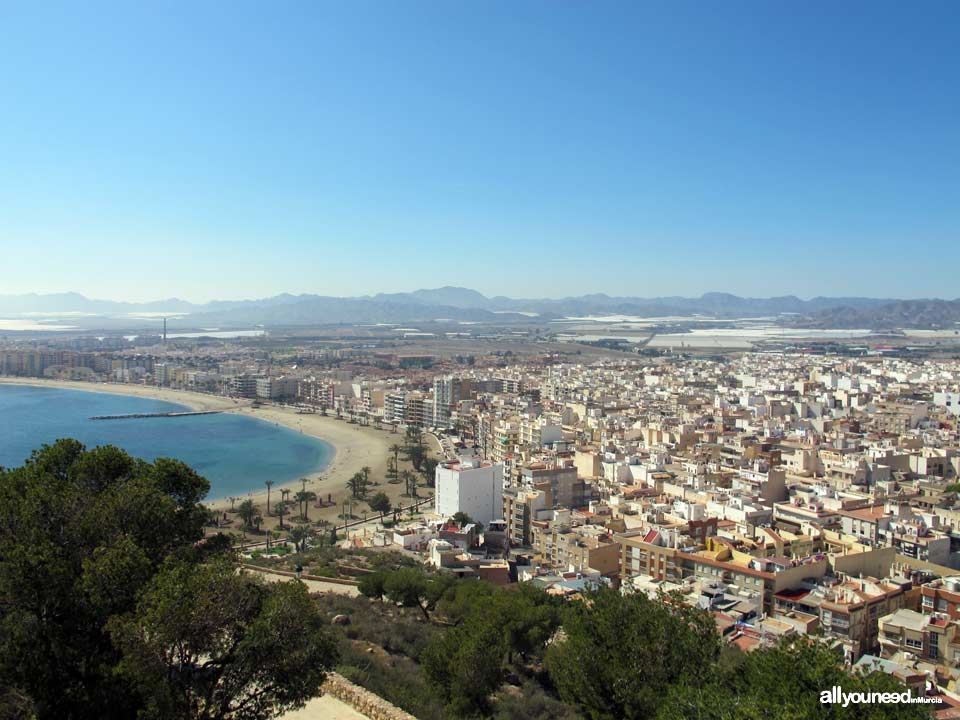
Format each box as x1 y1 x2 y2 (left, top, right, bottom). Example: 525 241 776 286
0 385 333 500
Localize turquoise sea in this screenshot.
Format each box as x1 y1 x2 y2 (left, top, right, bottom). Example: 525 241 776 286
0 385 333 499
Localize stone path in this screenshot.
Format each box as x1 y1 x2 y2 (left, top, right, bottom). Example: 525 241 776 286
280 694 370 720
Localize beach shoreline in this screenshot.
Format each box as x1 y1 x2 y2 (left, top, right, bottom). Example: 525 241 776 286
0 377 399 516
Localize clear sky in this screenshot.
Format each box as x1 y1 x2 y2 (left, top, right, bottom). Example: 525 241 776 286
1 1 957 302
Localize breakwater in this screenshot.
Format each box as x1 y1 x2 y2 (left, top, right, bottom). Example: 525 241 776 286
90 410 223 420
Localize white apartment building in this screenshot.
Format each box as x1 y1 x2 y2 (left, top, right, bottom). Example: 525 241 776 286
434 457 504 526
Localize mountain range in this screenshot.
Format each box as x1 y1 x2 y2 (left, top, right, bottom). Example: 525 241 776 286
1 289 959 330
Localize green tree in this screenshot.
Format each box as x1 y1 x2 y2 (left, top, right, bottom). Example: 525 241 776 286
275 499 291 530
388 444 403 482
109 560 338 720
346 473 367 499
295 490 317 521
657 637 931 720
423 457 439 487
491 584 561 664
404 425 423 449
237 498 259 529
289 524 314 553
265 479 274 515
452 511 475 527
422 580 562 716
358 571 387 601
401 469 418 498
404 443 427 473
0 441 212 719
383 568 433 619
546 587 719 720
368 492 392 515
421 610 508 717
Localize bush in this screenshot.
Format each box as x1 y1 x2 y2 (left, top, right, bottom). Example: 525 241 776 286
336 641 444 720
493 680 583 720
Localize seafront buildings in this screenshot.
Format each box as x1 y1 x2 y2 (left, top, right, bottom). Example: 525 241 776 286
4 335 960 694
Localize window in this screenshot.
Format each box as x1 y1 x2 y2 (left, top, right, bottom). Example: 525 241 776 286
905 638 923 650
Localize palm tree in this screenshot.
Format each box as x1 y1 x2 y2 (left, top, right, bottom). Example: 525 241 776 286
289 524 313 553
265 480 274 515
361 466 371 488
401 470 418 498
237 499 258 529
295 490 316 521
389 443 402 475
346 473 366 499
276 499 289 530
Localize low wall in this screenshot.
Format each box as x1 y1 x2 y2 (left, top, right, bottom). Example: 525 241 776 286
240 564 360 586
321 672 418 720
338 564 375 577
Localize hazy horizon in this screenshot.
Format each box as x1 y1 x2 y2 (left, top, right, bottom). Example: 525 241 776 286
3 2 958 303
1 285 957 308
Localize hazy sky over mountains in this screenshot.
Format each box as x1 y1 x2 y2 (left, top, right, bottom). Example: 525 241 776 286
1 1 957 303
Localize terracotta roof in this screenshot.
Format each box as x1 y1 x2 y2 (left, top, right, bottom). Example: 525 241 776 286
839 505 888 521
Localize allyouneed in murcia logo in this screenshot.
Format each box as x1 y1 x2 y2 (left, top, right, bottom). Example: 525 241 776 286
819 686 942 707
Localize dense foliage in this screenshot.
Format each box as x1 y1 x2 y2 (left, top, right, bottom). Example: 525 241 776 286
0 440 338 720
358 568 934 720
658 637 933 720
546 586 720 720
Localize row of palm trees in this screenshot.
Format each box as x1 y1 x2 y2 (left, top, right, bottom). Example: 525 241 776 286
231 488 329 551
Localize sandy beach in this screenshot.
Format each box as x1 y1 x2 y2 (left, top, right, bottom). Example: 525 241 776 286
0 376 237 412
0 378 412 524
219 404 399 522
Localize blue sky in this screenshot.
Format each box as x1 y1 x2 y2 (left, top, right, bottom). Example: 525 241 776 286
1 1 957 302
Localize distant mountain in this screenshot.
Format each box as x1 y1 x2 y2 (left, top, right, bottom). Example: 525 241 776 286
0 293 197 314
795 299 960 330
3 289 956 330
371 286 492 309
